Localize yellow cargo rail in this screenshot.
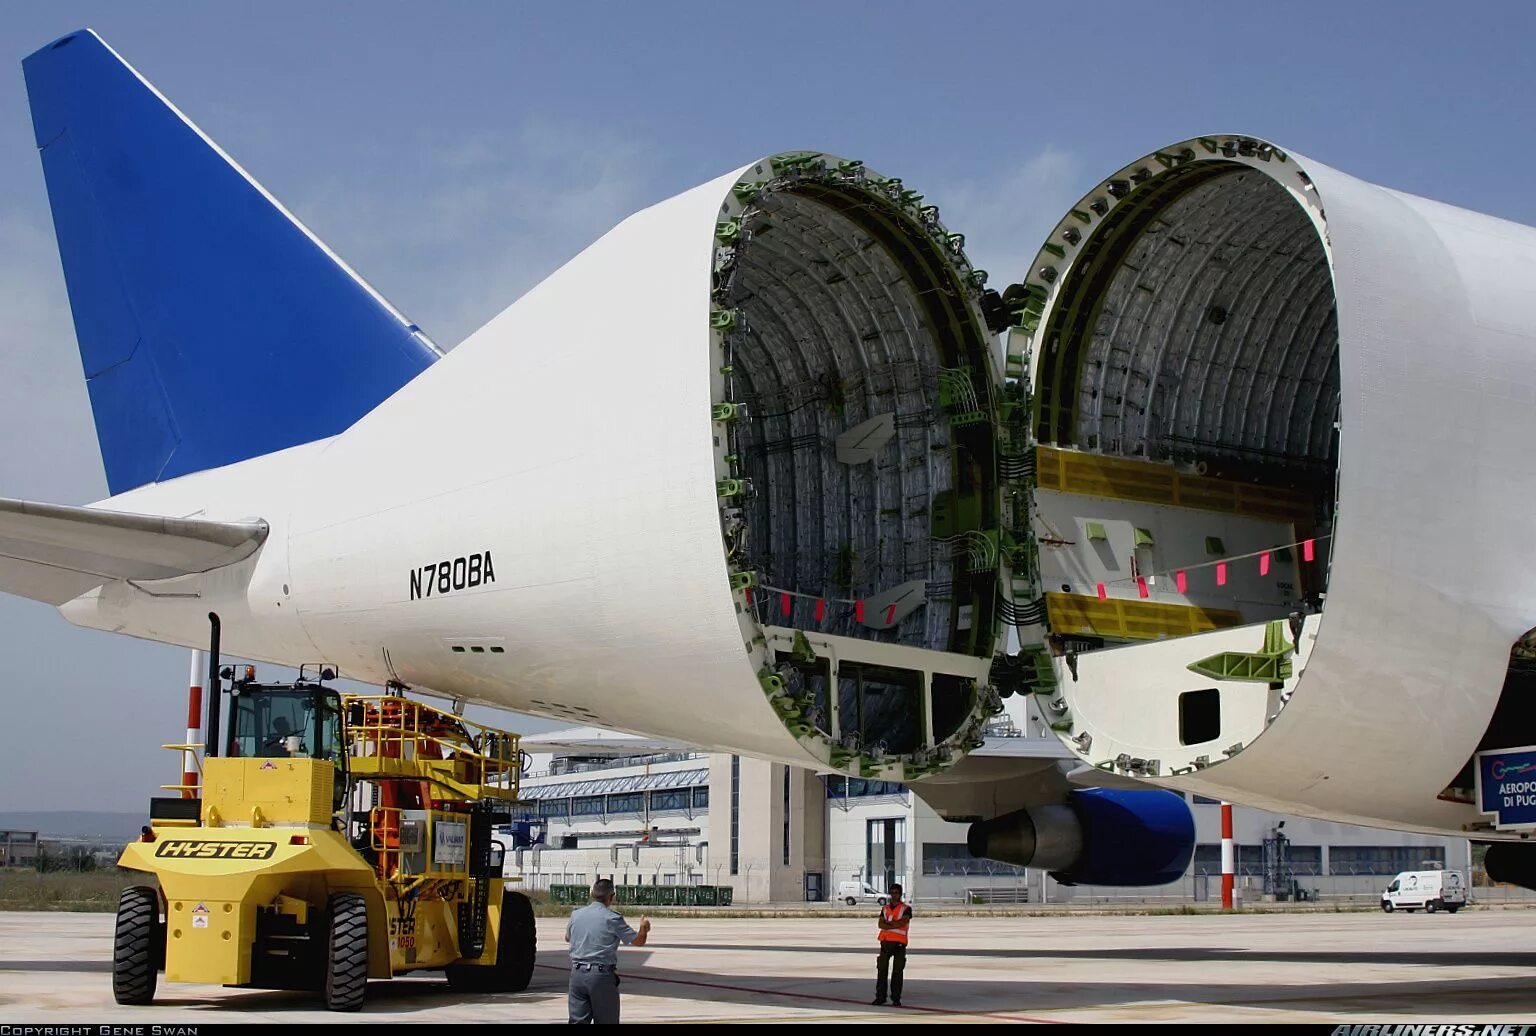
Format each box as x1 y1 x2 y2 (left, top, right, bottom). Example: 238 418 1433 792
1035 446 1313 524
1045 591 1243 641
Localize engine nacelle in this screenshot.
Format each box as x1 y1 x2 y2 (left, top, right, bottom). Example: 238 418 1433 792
1482 843 1536 892
967 788 1194 886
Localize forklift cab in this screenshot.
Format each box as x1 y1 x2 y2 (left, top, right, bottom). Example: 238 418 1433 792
228 684 344 761
224 673 348 813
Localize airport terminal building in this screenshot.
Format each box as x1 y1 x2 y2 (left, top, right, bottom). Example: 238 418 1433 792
500 693 1471 904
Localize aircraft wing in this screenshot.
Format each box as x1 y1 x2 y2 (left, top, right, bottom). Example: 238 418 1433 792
1064 764 1156 791
518 725 699 756
0 498 267 605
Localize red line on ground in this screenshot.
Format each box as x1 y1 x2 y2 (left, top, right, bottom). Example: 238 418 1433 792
536 963 1065 1023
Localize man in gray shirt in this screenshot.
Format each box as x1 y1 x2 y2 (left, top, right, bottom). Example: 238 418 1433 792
566 878 651 1023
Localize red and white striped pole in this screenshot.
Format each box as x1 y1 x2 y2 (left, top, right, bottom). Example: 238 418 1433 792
183 649 205 798
1220 800 1235 910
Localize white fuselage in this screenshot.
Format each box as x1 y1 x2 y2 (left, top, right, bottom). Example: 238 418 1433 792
53 140 1536 844
65 165 825 765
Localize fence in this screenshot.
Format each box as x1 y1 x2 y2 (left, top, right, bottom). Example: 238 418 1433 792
517 855 1536 907
838 861 1536 907
1065 866 1536 906
547 883 735 907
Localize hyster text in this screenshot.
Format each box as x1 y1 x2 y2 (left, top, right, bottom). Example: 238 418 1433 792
155 841 276 860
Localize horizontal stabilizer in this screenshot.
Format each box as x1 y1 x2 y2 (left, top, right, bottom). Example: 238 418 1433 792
0 498 267 605
22 30 440 494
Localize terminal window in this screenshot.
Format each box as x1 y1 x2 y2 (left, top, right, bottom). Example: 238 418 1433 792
867 817 906 890
730 755 740 876
649 789 689 812
827 776 906 799
1329 845 1445 876
607 793 642 815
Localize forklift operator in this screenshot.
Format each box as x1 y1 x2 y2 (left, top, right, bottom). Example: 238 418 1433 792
261 714 305 757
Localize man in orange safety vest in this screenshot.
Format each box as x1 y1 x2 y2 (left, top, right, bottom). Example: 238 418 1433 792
871 882 911 1007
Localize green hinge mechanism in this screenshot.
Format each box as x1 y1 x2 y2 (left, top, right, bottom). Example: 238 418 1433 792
1186 620 1295 684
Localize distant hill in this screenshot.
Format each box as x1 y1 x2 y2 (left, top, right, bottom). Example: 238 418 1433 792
0 811 145 842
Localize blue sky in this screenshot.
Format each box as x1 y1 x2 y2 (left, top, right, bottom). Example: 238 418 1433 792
1 1 1533 810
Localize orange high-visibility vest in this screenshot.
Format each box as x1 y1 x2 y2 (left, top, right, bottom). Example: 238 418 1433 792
879 903 910 944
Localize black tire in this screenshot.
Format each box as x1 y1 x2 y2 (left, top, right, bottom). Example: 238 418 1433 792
1446 905 1461 914
845 897 857 906
324 892 369 1012
446 890 537 994
877 897 888 907
113 886 159 1005
1426 900 1439 914
1382 901 1394 912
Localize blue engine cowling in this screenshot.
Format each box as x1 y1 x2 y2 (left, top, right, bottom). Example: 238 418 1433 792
966 788 1194 887
1053 788 1194 886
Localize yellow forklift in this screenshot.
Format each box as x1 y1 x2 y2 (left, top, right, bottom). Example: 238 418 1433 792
114 620 535 1011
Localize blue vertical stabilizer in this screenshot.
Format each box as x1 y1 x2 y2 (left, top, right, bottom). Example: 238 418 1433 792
23 30 440 494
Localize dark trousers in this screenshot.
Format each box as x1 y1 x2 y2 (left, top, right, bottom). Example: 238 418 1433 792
875 941 906 1002
569 966 620 1024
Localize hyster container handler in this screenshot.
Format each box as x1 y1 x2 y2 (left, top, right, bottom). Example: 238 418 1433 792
114 641 535 1011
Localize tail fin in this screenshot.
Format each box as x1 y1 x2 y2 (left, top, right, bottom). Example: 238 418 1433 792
22 30 440 495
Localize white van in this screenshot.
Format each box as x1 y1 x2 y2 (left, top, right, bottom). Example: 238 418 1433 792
1381 870 1466 913
837 880 890 906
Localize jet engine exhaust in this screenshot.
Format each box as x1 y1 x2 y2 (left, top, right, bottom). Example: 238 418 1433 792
967 789 1195 886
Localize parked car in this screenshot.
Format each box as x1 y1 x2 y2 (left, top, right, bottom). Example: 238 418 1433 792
1381 869 1466 913
837 880 889 906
